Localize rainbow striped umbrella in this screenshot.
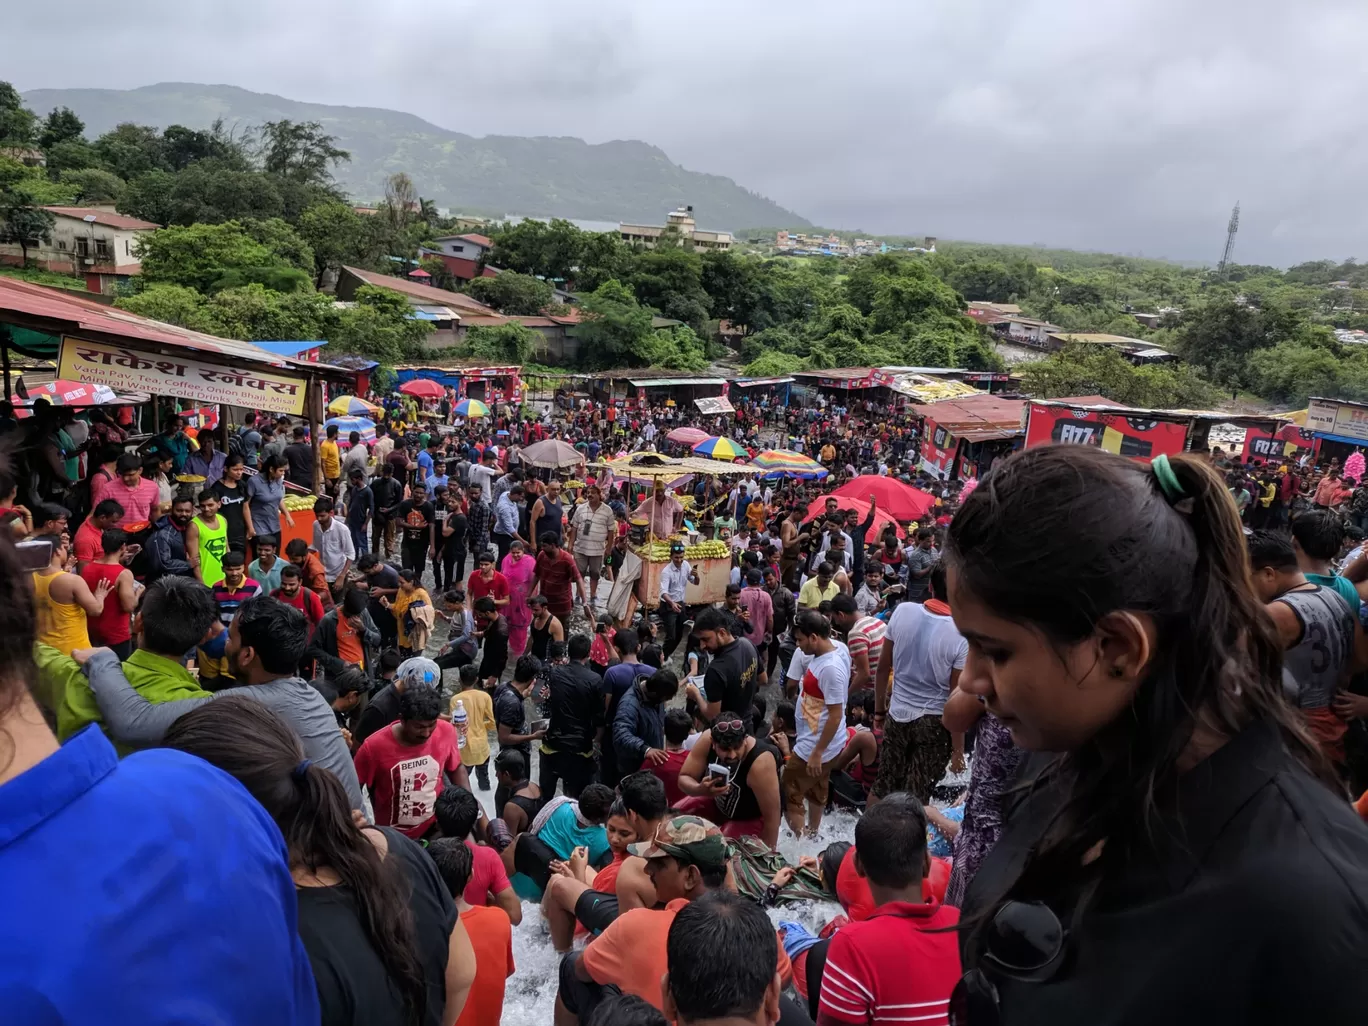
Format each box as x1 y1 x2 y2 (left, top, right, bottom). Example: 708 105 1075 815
324 416 377 445
327 394 381 416
752 449 828 478
692 436 748 461
454 397 490 418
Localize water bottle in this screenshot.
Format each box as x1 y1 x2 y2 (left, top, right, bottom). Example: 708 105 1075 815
452 701 469 750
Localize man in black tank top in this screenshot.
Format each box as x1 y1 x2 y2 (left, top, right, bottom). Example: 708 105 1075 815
673 713 783 848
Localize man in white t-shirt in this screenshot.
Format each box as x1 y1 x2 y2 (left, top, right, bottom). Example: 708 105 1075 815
873 561 967 802
783 609 850 837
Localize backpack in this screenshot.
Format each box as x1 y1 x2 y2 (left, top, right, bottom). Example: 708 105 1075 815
227 426 246 459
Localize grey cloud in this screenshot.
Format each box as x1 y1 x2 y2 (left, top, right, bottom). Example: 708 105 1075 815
6 0 1368 263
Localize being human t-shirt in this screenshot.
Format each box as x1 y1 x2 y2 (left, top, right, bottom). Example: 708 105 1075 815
787 642 851 763
352 720 463 837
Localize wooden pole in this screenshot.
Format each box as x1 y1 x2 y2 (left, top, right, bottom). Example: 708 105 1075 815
1 339 10 402
308 375 323 494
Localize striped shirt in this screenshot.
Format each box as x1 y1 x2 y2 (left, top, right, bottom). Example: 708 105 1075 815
846 615 887 669
819 900 962 1024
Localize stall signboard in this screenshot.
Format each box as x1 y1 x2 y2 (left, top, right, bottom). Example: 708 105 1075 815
59 336 307 415
818 373 875 389
1242 423 1317 462
1306 400 1339 434
1329 403 1368 443
919 418 957 478
1024 402 1188 462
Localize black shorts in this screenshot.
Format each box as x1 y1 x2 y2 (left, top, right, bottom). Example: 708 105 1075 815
557 952 619 1019
574 889 620 934
513 831 560 892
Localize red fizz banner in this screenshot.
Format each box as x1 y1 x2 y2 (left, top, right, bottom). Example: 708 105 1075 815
1024 403 1188 463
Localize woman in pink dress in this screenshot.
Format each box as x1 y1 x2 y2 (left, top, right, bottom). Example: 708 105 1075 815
501 538 536 658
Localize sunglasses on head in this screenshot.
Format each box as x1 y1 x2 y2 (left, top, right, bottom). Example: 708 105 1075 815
949 901 1066 1026
712 718 746 735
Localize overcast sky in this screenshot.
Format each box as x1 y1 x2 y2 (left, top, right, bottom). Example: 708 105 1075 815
6 0 1366 265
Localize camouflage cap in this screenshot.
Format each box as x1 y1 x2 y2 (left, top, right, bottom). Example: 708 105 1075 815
628 815 728 868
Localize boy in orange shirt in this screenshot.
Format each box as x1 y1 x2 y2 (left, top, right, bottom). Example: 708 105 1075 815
427 839 515 1026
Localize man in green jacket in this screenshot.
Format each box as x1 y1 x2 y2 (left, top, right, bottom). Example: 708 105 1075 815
41 577 220 750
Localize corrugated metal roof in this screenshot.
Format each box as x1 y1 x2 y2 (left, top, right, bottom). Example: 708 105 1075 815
733 377 795 387
341 266 497 314
628 377 726 387
912 394 1025 433
792 368 874 380
0 277 344 375
42 206 160 230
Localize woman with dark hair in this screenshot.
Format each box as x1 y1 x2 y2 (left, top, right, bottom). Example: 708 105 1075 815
948 447 1368 1026
165 696 476 1026
0 526 319 1022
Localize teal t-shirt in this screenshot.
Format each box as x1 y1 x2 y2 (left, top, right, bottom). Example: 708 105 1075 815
1305 572 1360 616
537 801 610 864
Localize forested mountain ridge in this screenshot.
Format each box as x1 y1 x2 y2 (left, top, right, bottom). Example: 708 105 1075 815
20 83 808 229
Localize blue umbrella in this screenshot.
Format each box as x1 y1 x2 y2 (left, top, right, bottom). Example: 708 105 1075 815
324 416 376 445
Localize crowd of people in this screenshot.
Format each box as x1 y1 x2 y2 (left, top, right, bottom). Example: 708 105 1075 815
2 383 1368 1026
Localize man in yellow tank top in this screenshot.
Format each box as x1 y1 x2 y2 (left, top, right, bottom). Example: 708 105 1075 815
32 537 112 711
186 491 229 587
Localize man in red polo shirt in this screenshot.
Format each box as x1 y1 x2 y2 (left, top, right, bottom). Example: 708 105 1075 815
534 531 591 625
817 794 961 1026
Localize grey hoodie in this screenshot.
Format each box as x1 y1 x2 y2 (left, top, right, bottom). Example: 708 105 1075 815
83 649 364 813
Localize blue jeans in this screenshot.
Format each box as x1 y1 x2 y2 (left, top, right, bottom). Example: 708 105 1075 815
349 523 369 557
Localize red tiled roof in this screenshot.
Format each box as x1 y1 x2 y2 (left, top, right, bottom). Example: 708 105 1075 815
42 207 161 231
457 234 492 248
340 266 498 314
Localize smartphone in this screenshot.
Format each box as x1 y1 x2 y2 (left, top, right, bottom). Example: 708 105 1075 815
530 718 550 733
708 763 731 786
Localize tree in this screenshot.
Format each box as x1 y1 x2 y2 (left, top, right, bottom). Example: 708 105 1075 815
1019 345 1222 408
257 121 349 186
93 123 165 181
869 273 962 333
161 121 248 172
0 82 35 145
38 107 85 151
573 279 655 368
117 170 178 226
136 220 312 294
629 246 712 335
296 201 369 284
327 285 433 364
466 271 555 315
165 162 285 225
115 283 209 327
576 230 634 292
487 218 587 284
634 324 710 371
42 139 103 176
0 195 55 264
465 322 540 364
743 351 806 376
59 168 125 204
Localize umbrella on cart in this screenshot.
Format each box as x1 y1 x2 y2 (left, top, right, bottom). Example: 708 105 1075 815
752 449 828 478
324 416 376 446
806 495 904 539
518 439 586 469
454 397 490 418
692 436 748 461
830 475 936 523
399 379 444 399
666 426 710 446
327 394 381 417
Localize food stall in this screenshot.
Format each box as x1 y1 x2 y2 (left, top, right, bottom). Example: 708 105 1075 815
1024 399 1294 463
595 453 755 609
911 394 1026 480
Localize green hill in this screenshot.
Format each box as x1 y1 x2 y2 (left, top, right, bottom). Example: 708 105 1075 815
21 82 807 231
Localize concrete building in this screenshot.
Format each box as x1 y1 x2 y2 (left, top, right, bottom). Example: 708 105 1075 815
0 206 158 293
420 233 498 283
620 206 732 252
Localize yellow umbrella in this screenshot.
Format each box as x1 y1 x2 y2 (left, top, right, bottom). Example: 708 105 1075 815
327 395 381 416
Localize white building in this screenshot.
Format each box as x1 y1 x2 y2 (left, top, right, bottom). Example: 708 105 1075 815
0 206 157 293
620 206 732 252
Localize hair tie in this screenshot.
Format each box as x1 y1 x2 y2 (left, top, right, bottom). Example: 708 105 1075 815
1150 455 1194 513
292 759 312 782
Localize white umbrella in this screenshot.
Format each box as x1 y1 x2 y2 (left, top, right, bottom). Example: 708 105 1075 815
518 439 585 469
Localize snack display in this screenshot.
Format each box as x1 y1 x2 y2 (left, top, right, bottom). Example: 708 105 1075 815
282 495 317 512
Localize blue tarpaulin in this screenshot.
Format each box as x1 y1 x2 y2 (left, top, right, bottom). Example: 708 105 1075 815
253 340 329 358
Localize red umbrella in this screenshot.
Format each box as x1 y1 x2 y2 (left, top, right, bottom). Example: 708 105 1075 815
399 379 444 399
830 475 936 523
805 496 904 539
408 268 431 278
